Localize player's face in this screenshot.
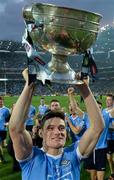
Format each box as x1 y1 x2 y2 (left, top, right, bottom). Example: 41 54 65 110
69 105 76 115
106 96 114 108
42 117 66 151
40 99 44 105
0 99 3 108
50 102 60 111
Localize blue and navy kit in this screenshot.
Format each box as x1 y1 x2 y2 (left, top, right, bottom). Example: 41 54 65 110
0 106 10 131
19 143 82 180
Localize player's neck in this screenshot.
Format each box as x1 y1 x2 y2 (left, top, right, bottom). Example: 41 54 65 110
44 147 63 156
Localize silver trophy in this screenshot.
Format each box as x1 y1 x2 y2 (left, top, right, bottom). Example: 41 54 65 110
22 3 102 84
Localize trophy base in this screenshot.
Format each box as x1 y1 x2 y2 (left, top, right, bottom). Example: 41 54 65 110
36 54 83 85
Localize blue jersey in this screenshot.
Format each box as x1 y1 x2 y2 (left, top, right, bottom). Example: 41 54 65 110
25 105 36 126
95 110 111 149
103 108 114 140
108 117 114 140
69 115 86 142
84 110 111 149
19 143 82 180
82 113 90 130
38 104 48 116
0 106 10 131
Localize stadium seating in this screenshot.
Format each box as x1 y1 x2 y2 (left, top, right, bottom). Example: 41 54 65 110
0 26 114 96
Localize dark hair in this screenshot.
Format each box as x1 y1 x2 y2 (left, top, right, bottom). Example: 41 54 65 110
0 96 3 101
106 94 114 101
50 99 60 104
41 97 44 100
41 110 65 128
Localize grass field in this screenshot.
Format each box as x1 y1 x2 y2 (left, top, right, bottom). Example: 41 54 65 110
0 95 111 179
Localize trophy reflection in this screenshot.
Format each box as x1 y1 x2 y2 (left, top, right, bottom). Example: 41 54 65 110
22 3 102 84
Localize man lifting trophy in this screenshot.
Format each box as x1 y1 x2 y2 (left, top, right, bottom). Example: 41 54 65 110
22 3 102 84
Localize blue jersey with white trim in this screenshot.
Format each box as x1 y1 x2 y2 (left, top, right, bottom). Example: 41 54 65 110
95 110 111 149
84 110 111 149
0 106 10 131
103 108 114 140
69 114 86 142
19 143 81 180
38 104 48 116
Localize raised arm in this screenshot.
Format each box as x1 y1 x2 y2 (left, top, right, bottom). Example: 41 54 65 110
67 87 84 118
77 83 104 156
9 69 35 160
66 115 84 134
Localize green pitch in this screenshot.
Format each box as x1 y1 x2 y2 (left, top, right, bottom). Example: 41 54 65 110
4 94 106 110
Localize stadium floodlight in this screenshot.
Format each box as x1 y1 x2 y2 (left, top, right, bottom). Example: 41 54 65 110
0 50 10 52
0 78 8 81
14 50 26 54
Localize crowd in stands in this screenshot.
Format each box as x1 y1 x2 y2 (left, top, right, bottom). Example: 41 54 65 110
0 51 114 96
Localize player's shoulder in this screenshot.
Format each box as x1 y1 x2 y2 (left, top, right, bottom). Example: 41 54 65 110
64 142 78 153
102 108 109 114
2 106 10 112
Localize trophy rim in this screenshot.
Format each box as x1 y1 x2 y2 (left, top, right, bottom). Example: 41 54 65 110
31 2 102 19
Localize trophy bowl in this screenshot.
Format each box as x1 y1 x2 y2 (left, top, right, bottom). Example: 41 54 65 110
23 3 102 84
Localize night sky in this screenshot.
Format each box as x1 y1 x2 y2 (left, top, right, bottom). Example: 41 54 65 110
0 0 114 41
